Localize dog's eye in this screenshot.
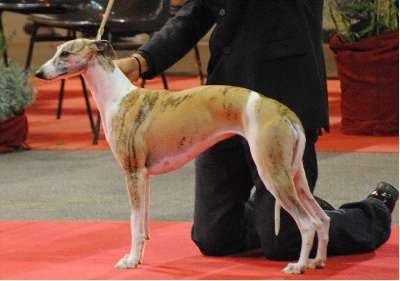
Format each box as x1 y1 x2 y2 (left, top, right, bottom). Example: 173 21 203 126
59 50 70 58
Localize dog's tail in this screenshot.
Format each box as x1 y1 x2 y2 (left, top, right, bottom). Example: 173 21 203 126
275 201 281 236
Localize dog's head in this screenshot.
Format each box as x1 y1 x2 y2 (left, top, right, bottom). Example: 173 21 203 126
35 38 117 80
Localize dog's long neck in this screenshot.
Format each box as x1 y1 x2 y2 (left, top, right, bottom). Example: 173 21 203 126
81 56 137 137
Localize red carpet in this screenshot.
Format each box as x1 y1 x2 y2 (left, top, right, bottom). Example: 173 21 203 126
26 77 398 152
0 221 398 280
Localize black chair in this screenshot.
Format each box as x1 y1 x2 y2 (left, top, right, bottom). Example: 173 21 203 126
0 0 95 142
0 0 86 67
104 0 170 89
27 0 171 144
28 0 170 88
26 1 101 145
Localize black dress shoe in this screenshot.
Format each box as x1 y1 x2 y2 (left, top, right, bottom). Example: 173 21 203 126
367 182 399 214
314 195 335 211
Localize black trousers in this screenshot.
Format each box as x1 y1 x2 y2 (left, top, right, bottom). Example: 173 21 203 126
191 131 392 260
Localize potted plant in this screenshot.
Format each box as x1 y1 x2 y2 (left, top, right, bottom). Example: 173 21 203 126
327 0 398 136
0 32 35 153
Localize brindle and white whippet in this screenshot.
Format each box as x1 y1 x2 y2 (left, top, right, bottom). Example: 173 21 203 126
35 38 330 274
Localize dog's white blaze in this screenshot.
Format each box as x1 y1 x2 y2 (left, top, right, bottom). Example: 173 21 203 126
245 91 260 149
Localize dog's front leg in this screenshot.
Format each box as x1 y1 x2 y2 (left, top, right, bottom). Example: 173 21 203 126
115 170 150 269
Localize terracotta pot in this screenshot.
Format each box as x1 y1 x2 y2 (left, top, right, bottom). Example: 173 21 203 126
329 29 399 136
0 111 30 153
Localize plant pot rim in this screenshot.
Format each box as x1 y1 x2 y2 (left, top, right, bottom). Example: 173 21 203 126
0 109 26 123
329 29 399 51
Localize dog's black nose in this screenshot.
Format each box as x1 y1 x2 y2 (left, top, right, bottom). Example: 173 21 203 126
35 69 45 79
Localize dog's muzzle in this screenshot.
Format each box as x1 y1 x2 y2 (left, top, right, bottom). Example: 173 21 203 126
35 69 46 79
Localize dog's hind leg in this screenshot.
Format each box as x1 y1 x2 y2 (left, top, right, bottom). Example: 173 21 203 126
289 121 330 269
293 167 330 269
115 170 150 269
269 176 318 274
261 169 318 274
248 119 317 274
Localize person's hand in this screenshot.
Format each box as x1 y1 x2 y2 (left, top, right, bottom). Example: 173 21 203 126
113 54 148 82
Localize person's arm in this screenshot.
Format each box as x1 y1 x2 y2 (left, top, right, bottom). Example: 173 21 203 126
114 0 216 81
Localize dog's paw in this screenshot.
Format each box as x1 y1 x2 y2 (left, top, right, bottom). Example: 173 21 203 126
282 263 306 274
307 258 325 269
114 254 141 269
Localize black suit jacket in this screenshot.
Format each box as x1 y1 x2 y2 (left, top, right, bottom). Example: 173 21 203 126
138 0 329 132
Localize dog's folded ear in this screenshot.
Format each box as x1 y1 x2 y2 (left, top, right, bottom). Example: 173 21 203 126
90 40 117 59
